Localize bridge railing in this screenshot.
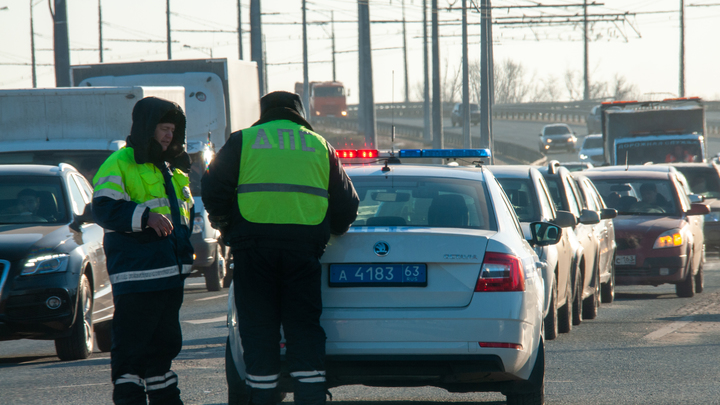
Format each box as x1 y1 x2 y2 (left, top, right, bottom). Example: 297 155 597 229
347 100 720 134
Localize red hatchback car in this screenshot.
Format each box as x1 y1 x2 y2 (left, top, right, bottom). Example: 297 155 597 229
584 170 709 297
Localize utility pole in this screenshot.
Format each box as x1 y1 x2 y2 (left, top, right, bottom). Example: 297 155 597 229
358 0 377 147
679 0 685 97
583 0 589 100
30 0 37 87
480 0 494 163
237 0 243 60
98 0 103 62
331 11 336 82
423 0 431 142
52 0 70 87
166 0 172 59
251 0 265 95
302 0 310 118
431 0 443 149
402 0 409 103
461 0 470 146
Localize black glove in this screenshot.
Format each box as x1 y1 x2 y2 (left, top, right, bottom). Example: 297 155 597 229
208 214 231 231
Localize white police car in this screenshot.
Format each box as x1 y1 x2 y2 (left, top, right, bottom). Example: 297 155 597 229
226 149 562 405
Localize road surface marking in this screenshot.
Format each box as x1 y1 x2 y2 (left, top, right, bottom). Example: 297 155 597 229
184 316 226 325
644 316 694 340
195 293 228 302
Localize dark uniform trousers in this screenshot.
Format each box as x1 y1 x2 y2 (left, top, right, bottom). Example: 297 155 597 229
234 239 327 405
111 287 185 405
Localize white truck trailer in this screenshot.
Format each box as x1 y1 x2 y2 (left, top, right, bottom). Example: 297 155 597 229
70 58 261 290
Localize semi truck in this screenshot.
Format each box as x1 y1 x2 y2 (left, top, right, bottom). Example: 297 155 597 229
70 58 261 290
601 97 707 165
294 81 348 118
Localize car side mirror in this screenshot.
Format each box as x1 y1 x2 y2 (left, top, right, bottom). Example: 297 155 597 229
601 208 617 219
688 194 704 203
687 203 710 216
552 210 577 228
579 209 601 225
70 203 94 232
529 221 562 246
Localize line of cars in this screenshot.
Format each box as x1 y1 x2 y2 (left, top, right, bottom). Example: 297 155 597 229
224 148 718 405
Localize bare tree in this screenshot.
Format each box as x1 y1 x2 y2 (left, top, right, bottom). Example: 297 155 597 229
609 74 640 101
530 75 563 102
494 59 532 104
442 59 462 104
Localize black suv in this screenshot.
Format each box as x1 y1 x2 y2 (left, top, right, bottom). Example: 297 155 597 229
450 102 480 126
0 164 113 361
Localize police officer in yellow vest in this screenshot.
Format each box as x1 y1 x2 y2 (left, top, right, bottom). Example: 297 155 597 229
202 91 359 405
93 96 194 405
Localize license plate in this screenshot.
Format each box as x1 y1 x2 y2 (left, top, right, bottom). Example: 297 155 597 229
615 255 636 265
329 264 427 287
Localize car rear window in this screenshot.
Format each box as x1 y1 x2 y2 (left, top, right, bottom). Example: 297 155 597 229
0 176 68 224
351 176 496 230
590 178 679 216
496 178 541 222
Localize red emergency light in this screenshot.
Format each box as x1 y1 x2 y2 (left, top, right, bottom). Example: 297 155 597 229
335 150 357 158
662 96 701 102
335 149 378 159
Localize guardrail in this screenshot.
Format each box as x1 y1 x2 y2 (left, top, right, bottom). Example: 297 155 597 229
347 100 720 134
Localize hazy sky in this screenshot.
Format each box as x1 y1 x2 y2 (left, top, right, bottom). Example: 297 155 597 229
1 0 719 104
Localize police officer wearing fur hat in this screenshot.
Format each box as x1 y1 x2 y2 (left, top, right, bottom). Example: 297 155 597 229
93 96 195 405
202 91 359 405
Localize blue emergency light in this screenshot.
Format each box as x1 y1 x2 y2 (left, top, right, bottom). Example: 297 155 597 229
398 148 491 158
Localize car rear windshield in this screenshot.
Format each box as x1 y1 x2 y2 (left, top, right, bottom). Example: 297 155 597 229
674 167 720 198
583 137 603 149
351 176 496 230
590 178 679 216
0 176 68 224
544 126 571 135
496 178 541 222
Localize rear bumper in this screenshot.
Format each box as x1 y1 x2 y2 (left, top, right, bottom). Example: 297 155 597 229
615 255 687 286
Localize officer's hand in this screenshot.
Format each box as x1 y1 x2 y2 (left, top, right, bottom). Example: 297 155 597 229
147 212 174 237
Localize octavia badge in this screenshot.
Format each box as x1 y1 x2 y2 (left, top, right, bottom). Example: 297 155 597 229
374 241 389 256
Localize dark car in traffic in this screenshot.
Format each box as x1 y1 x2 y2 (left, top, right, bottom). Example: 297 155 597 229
585 170 708 297
0 164 113 360
538 124 578 154
450 102 480 127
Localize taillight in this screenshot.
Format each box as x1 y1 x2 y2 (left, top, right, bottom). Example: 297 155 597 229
475 252 525 292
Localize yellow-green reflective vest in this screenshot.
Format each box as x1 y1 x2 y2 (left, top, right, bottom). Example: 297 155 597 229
238 120 330 225
93 147 193 232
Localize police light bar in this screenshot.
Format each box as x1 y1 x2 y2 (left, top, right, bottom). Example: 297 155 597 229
336 149 378 159
398 148 491 158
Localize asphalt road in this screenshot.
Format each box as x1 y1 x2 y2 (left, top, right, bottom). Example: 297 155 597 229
2 260 720 404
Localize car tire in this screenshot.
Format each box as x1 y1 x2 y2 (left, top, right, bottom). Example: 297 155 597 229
95 320 112 353
601 256 615 303
506 339 544 405
675 258 695 298
572 266 583 326
544 276 558 341
55 274 94 361
695 262 704 293
582 266 600 320
204 245 226 292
